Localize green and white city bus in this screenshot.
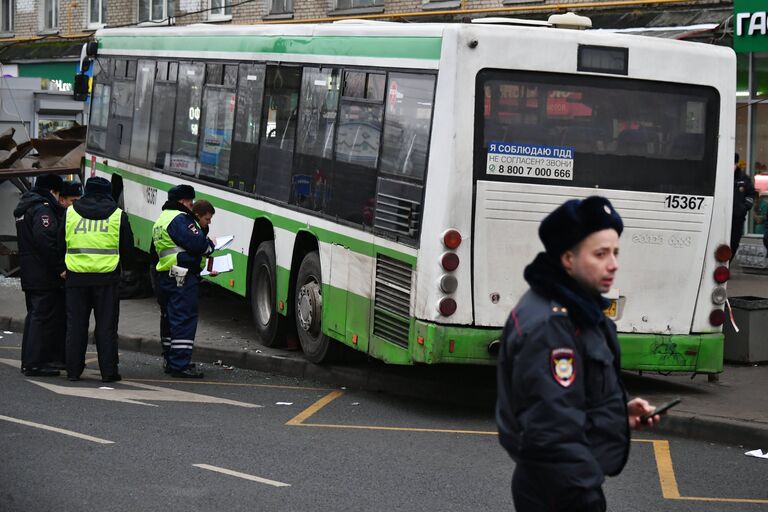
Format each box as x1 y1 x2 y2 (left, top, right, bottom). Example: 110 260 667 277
79 17 734 372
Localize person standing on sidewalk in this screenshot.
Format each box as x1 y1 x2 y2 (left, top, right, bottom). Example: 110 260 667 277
496 196 660 512
61 177 134 382
152 185 214 378
14 173 66 376
732 153 755 262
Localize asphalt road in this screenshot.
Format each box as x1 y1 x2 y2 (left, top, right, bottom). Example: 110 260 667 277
1 332 767 512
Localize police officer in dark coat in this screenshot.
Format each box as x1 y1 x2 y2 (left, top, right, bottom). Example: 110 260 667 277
732 153 755 261
496 196 659 512
60 177 134 382
13 173 66 376
151 185 214 378
58 180 82 209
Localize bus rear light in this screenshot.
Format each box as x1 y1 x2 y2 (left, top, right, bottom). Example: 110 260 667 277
440 274 459 294
443 229 462 250
713 266 730 284
438 298 457 316
441 252 460 271
709 309 726 327
711 286 727 305
714 245 732 263
449 339 455 353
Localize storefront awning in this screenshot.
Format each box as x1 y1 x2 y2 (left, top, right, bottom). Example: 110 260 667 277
588 8 732 41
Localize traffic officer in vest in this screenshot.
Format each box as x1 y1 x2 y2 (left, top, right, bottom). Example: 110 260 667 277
152 184 214 378
14 173 66 376
61 177 134 382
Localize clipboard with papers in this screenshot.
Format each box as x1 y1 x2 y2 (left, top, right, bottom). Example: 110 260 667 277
201 253 234 276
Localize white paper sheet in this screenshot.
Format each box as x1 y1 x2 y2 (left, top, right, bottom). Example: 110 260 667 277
201 253 234 276
214 235 234 251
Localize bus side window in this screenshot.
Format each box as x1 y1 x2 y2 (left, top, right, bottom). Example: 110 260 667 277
170 62 205 176
255 65 301 203
86 58 112 153
330 70 385 227
375 72 436 243
198 63 237 185
379 73 435 181
292 66 340 212
148 61 178 171
129 59 156 165
231 63 266 193
106 59 135 161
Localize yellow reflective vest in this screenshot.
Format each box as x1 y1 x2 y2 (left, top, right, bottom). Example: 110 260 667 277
64 207 122 273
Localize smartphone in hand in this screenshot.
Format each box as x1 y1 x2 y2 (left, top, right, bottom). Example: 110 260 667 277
640 398 681 424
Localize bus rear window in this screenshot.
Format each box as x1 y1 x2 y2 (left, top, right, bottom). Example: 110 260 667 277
475 70 720 196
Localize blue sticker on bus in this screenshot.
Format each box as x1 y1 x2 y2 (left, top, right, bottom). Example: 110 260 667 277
486 141 575 181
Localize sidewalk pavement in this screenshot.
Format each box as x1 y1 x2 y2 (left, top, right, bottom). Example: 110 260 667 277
1 273 766 448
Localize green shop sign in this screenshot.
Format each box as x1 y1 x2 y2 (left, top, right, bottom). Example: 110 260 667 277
733 0 768 52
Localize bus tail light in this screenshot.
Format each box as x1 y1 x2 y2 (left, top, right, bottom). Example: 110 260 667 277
440 274 458 294
441 252 460 271
709 309 726 327
438 298 457 316
714 244 732 263
713 266 730 284
443 229 462 250
711 286 727 305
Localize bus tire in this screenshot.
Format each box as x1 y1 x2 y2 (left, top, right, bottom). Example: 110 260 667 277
250 241 284 347
294 250 339 363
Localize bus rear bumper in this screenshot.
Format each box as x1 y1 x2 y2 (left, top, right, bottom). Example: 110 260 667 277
617 333 724 374
409 320 723 373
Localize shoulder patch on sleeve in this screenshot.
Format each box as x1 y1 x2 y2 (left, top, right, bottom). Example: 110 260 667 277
187 223 199 235
551 348 576 387
40 214 51 228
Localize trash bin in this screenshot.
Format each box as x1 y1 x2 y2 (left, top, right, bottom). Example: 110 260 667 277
724 296 768 363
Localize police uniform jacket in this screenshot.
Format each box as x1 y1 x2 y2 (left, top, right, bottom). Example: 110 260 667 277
151 200 213 275
57 192 134 287
733 168 755 222
496 253 630 500
13 187 65 290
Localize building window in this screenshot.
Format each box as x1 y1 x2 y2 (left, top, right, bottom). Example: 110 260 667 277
139 0 174 22
1 0 12 32
269 0 292 14
89 0 106 26
43 0 58 29
333 0 382 10
209 0 232 19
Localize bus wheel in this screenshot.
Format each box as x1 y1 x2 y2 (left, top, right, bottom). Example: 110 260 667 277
295 250 338 363
250 241 284 347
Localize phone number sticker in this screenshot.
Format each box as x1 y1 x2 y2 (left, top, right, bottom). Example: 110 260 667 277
486 142 575 181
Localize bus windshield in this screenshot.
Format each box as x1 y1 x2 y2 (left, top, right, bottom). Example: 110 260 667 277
475 70 721 196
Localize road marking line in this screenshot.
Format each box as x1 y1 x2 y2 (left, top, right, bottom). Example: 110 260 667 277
193 464 290 487
0 346 21 349
0 414 114 444
84 357 98 364
130 378 329 391
301 422 497 435
646 439 768 504
286 390 344 425
649 439 682 499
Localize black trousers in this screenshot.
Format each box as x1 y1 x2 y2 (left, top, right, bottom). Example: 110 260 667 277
512 467 606 512
22 289 65 370
65 284 120 379
731 218 745 262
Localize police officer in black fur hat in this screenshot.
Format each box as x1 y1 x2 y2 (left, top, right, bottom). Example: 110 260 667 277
496 196 660 512
61 177 134 382
58 180 83 209
13 173 66 376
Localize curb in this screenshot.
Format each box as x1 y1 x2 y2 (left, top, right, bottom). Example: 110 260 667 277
3 313 767 447
656 413 768 448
